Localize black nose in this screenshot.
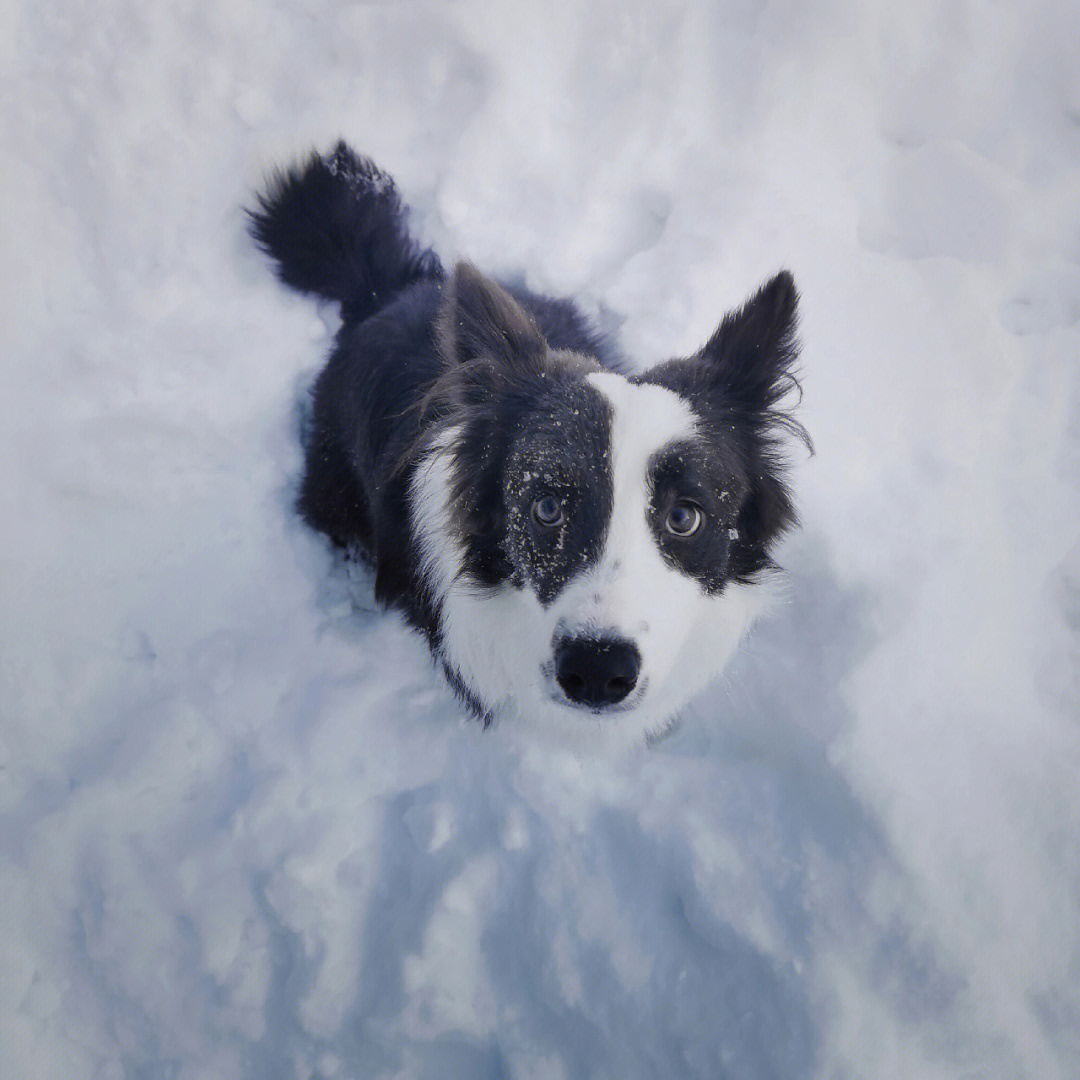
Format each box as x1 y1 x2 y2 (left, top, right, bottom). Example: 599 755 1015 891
554 637 641 708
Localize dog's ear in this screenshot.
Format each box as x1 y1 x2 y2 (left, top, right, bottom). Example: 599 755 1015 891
696 270 800 415
437 262 546 370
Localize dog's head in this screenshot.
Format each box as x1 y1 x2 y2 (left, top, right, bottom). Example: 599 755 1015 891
413 263 807 742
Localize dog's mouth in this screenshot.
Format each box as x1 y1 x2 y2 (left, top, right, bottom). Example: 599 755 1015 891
541 668 650 717
552 690 648 717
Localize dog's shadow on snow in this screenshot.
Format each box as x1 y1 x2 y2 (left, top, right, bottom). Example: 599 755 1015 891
277 436 964 1080
669 531 883 851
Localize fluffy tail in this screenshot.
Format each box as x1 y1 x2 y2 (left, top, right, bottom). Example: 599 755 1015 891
248 141 442 323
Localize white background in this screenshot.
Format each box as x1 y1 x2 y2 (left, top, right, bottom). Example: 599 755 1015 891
3 1 1079 1077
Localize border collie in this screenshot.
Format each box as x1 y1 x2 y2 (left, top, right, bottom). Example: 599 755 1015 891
250 142 808 743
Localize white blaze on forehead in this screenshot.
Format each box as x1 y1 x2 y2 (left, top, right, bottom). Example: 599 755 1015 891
589 369 697 442
586 372 697 573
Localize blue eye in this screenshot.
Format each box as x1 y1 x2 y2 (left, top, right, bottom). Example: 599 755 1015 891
531 494 564 527
665 501 702 537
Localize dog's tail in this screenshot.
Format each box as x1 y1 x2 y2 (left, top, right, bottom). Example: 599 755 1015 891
248 141 442 323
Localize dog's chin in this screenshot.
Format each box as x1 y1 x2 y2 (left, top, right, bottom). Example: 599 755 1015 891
484 677 673 750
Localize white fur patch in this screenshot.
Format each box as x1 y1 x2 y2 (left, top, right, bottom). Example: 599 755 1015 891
410 374 774 745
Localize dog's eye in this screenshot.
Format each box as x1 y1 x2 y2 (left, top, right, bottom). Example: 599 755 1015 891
531 494 564 527
665 501 702 537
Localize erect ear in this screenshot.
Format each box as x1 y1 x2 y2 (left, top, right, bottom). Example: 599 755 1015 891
697 270 800 413
436 261 547 370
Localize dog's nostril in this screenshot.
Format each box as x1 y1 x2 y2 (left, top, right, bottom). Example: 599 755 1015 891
555 637 640 709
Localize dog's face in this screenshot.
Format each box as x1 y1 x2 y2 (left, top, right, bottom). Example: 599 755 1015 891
413 264 804 742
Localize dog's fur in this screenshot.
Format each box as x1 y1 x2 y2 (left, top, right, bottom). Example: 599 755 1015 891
250 142 808 742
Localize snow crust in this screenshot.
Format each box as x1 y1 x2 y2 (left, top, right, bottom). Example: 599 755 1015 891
3 1 1079 1076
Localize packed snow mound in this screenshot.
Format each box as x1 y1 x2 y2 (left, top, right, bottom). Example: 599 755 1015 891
3 1 1079 1078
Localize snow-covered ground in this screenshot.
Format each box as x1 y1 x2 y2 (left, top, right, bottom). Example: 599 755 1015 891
3 1 1079 1076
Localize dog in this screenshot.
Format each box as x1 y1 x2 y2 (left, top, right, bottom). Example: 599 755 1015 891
250 142 808 742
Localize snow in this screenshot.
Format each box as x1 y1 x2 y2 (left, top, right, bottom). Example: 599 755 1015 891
3 0 1079 1077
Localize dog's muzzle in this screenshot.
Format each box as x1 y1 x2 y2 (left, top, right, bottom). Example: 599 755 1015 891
554 636 641 709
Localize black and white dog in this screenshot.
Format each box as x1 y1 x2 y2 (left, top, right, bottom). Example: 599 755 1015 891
251 143 808 742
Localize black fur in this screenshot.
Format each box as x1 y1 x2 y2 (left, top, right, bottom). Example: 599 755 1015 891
248 142 442 323
636 271 811 583
427 264 614 603
644 438 746 593
250 145 617 646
